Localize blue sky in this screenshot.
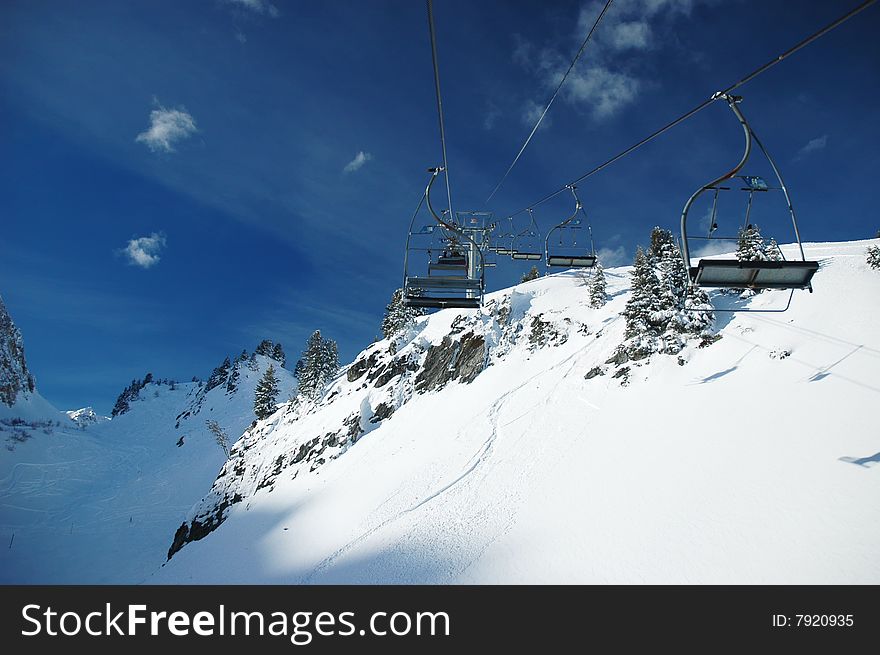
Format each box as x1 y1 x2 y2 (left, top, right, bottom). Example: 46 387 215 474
1 0 877 413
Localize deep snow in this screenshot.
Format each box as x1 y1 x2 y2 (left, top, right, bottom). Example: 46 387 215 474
1 240 878 584
156 239 879 584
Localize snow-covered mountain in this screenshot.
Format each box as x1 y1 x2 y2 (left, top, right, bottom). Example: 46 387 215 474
153 239 880 584
0 348 295 583
2 239 878 584
65 407 111 427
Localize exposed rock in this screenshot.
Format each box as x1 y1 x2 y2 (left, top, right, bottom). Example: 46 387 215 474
605 347 629 365
369 402 395 424
347 350 379 382
415 332 486 393
584 366 604 380
0 295 36 407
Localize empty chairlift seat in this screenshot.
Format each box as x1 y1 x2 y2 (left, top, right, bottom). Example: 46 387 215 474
690 259 818 290
511 251 543 261
547 254 597 268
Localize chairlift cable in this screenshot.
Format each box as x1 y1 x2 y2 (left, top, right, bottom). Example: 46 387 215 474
484 0 615 206
505 0 877 220
427 0 455 222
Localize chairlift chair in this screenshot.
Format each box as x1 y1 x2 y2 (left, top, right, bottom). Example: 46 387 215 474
402 167 485 310
510 208 544 260
544 185 597 268
680 94 818 293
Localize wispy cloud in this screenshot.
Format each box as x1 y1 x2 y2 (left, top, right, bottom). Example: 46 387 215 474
484 103 501 130
135 104 198 153
223 0 279 17
795 134 828 160
515 0 712 121
520 99 550 127
234 31 247 44
343 151 373 174
596 245 628 267
120 232 166 269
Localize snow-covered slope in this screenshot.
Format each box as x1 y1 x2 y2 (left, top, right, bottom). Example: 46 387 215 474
0 353 295 583
152 239 880 584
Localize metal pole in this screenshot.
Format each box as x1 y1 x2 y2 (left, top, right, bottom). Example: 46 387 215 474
680 94 752 270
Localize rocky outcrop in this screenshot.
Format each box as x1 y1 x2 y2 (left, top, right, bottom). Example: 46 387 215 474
0 295 36 407
415 332 486 393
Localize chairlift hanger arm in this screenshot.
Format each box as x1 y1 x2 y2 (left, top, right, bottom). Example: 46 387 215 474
680 95 752 267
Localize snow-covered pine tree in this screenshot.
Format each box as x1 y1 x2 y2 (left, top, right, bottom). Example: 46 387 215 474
295 330 339 400
867 244 880 270
253 364 280 420
380 289 424 340
225 361 240 395
622 246 663 340
588 263 607 308
736 224 780 262
254 339 274 358
648 225 676 266
205 357 231 392
654 230 713 345
520 266 540 283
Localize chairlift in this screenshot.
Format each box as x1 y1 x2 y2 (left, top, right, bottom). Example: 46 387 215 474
402 167 485 310
679 94 818 294
510 208 543 261
544 185 597 268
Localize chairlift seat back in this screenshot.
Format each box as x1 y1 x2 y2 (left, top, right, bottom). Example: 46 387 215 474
547 254 597 268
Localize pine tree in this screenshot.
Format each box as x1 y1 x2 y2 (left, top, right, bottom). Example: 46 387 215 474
588 263 607 308
867 244 880 270
520 265 541 283
623 247 663 340
205 357 231 392
736 224 779 262
295 330 339 400
381 288 424 340
271 343 286 366
225 362 240 395
255 339 275 358
254 364 280 420
648 225 676 265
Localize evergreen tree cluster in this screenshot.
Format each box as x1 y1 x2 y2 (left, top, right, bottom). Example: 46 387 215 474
736 224 782 263
867 243 880 270
520 265 541 283
205 357 232 393
621 227 713 357
255 339 286 366
111 372 156 417
588 263 608 308
380 289 425 340
254 364 280 420
294 330 339 400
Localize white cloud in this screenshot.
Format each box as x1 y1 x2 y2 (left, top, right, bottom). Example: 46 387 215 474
610 21 652 50
596 245 628 267
565 66 640 119
120 233 166 269
235 31 247 44
343 151 373 174
515 0 711 122
795 135 828 160
223 0 279 17
135 105 198 153
520 99 550 127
